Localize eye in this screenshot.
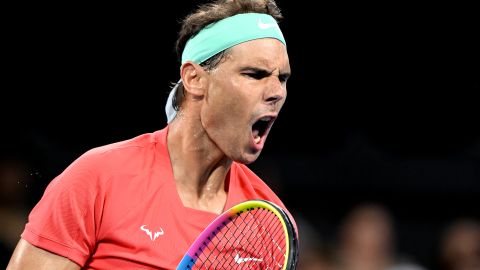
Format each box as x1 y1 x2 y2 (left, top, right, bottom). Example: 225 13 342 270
242 68 271 80
278 74 290 83
244 72 266 80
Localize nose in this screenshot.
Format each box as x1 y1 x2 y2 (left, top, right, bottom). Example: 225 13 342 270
264 77 286 105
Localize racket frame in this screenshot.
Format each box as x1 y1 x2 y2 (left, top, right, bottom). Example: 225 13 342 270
177 199 298 269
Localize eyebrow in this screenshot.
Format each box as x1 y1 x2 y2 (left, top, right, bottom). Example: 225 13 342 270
239 66 291 80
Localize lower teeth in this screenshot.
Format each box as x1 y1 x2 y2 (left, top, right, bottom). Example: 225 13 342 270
254 135 261 144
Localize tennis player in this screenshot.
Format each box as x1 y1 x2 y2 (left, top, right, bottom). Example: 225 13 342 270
8 0 296 269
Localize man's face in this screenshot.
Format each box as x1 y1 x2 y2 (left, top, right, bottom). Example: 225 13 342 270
201 38 290 164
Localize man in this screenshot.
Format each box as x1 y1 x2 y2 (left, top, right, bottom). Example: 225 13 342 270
8 0 294 268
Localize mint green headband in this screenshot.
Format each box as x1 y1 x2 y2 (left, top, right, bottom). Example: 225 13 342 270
181 13 286 64
166 13 286 123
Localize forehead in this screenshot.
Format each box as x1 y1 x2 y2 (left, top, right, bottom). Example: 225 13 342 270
225 38 290 71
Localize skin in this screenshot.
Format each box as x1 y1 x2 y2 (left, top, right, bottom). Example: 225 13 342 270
7 239 80 269
7 37 290 269
169 37 290 214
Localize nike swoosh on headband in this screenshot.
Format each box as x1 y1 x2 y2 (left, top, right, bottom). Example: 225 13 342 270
257 18 278 29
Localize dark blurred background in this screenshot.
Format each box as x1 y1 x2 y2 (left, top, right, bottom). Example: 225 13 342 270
2 1 479 269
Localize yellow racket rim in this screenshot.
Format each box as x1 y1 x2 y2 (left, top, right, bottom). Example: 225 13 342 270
229 200 293 270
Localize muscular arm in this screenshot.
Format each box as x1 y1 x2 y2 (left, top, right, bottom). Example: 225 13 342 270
7 239 81 270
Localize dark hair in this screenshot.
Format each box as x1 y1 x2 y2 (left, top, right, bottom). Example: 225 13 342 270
171 0 283 111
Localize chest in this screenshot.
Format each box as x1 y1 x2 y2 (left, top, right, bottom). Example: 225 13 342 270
85 178 215 269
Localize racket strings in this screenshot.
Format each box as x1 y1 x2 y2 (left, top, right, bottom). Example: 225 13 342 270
193 208 287 269
224 210 268 270
253 209 287 269
201 213 260 269
199 220 236 267
234 209 285 269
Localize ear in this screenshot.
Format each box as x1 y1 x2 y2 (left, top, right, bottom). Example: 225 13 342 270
180 62 208 98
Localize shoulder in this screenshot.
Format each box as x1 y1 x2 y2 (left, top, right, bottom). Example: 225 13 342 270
232 162 285 209
232 163 298 234
86 131 160 159
50 130 165 189
77 130 164 169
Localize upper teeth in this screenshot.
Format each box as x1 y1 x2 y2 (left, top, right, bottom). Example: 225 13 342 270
260 116 272 122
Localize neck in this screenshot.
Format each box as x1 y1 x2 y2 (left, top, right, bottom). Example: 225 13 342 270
167 115 232 214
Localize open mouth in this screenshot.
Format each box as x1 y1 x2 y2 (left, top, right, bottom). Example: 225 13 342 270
252 116 275 144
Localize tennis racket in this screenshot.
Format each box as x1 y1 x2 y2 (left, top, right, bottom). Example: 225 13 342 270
177 199 298 269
